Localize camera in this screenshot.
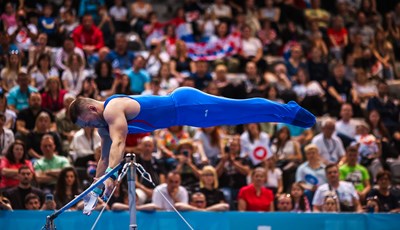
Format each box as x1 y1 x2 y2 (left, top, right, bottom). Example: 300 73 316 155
224 145 230 153
182 150 189 157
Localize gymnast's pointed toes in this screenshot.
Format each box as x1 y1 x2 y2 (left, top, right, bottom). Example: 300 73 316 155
291 106 316 128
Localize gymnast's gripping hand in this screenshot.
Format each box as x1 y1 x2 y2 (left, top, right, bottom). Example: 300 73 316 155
83 190 100 215
102 177 116 200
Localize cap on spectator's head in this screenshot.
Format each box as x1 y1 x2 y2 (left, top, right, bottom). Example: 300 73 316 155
177 138 194 149
304 144 319 153
18 67 28 75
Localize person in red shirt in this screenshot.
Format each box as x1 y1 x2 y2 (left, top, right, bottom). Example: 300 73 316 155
72 14 104 56
327 16 348 59
238 167 275 211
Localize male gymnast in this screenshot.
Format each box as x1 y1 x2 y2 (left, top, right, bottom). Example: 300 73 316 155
68 86 316 214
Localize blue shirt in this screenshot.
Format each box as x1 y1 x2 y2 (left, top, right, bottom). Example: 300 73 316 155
124 68 150 94
106 50 135 70
190 72 212 90
7 86 38 111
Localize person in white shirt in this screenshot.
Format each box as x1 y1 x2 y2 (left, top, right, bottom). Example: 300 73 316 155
206 0 232 20
335 103 358 148
69 127 101 167
312 163 363 212
55 38 85 72
312 118 345 164
151 171 189 211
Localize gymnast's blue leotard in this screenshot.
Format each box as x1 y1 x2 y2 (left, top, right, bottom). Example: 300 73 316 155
104 87 316 134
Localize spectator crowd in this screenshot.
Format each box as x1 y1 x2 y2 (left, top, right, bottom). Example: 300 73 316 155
1 0 400 214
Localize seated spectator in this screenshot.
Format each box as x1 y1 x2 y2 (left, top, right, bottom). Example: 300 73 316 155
276 193 293 212
311 118 345 164
214 64 247 99
58 9 79 39
238 25 267 73
0 111 14 155
110 74 133 95
27 32 52 69
244 61 267 98
295 144 327 204
38 4 58 47
353 68 377 108
170 40 195 81
370 27 395 80
0 50 22 93
61 53 89 96
194 126 223 166
307 46 329 88
109 0 129 33
197 165 226 207
285 45 307 81
364 196 381 213
24 193 42 210
29 53 59 93
157 63 179 94
367 81 399 134
54 167 82 209
339 145 371 201
312 163 363 212
72 14 104 56
16 92 55 137
110 184 160 211
190 61 213 91
7 71 38 113
327 16 348 60
292 67 325 116
151 171 189 211
238 167 274 211
326 62 360 118
304 0 330 29
97 6 116 48
26 112 62 159
156 126 190 161
264 156 283 196
55 37 85 72
366 171 400 213
34 135 70 193
349 11 374 47
77 77 100 99
94 61 114 98
0 140 33 189
123 56 151 95
216 135 251 210
0 92 17 130
354 121 382 178
240 123 271 167
7 9 38 57
335 103 358 147
69 127 101 167
259 0 280 23
56 94 81 154
135 136 166 203
270 126 302 192
175 191 229 211
321 193 339 212
290 182 311 212
3 166 45 210
145 41 170 78
175 139 203 190
41 77 68 115
1 2 17 31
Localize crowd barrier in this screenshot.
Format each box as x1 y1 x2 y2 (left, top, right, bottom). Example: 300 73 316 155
1 210 399 230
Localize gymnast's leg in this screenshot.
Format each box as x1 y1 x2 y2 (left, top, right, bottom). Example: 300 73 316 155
170 87 316 128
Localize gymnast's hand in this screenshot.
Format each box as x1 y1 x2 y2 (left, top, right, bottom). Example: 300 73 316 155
103 177 116 199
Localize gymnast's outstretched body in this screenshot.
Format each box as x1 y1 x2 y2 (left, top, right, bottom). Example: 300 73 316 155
68 86 316 214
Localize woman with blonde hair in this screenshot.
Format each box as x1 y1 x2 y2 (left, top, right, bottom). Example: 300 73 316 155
26 111 63 159
170 40 195 81
41 76 67 114
198 165 226 207
0 50 22 92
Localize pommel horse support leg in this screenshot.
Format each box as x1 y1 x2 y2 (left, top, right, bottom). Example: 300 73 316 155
42 161 126 230
125 153 137 230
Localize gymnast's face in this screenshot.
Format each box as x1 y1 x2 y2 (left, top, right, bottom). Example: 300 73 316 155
76 113 106 128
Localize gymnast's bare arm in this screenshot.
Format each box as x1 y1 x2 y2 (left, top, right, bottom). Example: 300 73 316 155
96 128 112 178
